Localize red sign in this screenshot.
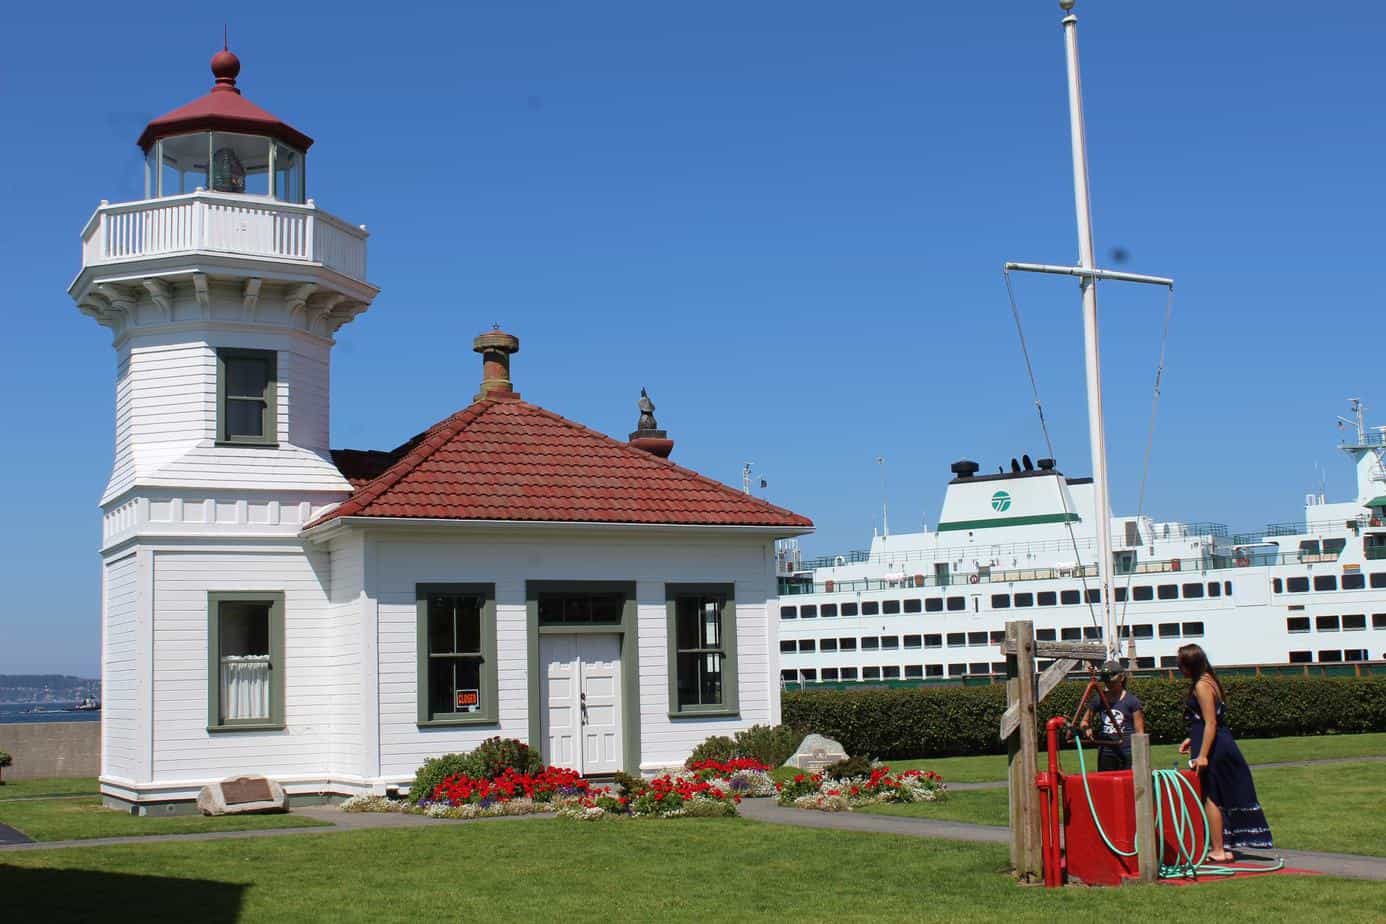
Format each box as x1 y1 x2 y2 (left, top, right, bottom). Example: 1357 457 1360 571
455 689 479 712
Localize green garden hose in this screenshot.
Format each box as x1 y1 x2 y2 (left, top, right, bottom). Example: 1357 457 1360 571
1070 736 1285 880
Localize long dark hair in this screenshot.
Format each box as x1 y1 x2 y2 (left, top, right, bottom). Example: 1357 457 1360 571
1177 643 1223 701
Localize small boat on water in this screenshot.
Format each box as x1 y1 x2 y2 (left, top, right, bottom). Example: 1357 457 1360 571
68 697 101 712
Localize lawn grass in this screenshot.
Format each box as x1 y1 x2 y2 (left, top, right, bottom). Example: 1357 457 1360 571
857 761 1386 858
885 731 1386 783
0 778 98 801
0 798 330 842
3 820 1382 922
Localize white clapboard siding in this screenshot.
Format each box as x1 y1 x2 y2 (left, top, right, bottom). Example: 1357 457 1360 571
101 553 139 780
327 533 364 778
368 532 778 783
150 547 336 779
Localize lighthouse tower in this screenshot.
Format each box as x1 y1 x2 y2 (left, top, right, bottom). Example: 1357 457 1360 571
69 48 377 809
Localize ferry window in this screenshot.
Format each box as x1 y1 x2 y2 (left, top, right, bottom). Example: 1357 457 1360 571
1316 615 1339 631
924 633 942 648
882 666 901 679
862 637 880 651
946 596 966 612
1342 614 1366 630
967 631 988 646
1286 576 1310 593
799 669 818 681
800 604 818 618
926 664 944 677
1118 625 1131 638
992 661 1009 674
1061 627 1082 641
821 638 838 652
781 670 798 682
1084 626 1103 640
1224 582 1232 595
1085 589 1101 604
1014 592 1034 608
1182 583 1204 599
842 602 859 617
1158 623 1180 638
905 665 924 679
1314 575 1337 592
1208 582 1222 598
1344 649 1367 662
948 664 967 677
1060 589 1081 605
1287 651 1312 664
947 632 966 647
1133 624 1154 639
780 606 797 619
1158 584 1178 601
1038 591 1058 606
780 640 797 653
1371 573 1386 589
863 666 881 680
1133 586 1154 602
1324 538 1346 556
1159 656 1178 668
882 599 901 615
1036 628 1057 641
1182 622 1205 637
1114 587 1127 603
800 639 817 652
821 668 839 681
904 634 922 649
1342 573 1366 591
903 598 922 614
821 603 839 618
925 598 943 613
991 594 1011 609
840 637 858 651
1272 578 1282 594
881 636 900 650
969 662 990 675
1373 614 1386 629
1317 650 1342 663
990 630 1006 644
861 601 880 616
1286 617 1310 633
841 667 859 681
1135 657 1155 669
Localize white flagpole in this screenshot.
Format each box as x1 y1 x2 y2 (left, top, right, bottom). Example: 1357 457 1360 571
1060 0 1117 657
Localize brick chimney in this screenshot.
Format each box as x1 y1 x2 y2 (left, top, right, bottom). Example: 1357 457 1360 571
472 328 520 401
628 387 674 458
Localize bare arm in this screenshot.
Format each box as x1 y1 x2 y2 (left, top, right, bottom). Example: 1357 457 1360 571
1133 707 1146 735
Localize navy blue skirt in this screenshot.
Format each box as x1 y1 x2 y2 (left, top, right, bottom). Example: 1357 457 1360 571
1189 720 1273 849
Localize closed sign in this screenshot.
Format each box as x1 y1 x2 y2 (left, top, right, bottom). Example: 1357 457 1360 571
455 689 479 712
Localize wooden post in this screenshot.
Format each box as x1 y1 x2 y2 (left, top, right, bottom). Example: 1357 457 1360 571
1003 620 1042 881
1131 732 1157 883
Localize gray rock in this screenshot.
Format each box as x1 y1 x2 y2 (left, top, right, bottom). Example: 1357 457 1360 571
784 733 848 771
197 775 289 816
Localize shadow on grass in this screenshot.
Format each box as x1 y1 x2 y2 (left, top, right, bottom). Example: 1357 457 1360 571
0 865 246 921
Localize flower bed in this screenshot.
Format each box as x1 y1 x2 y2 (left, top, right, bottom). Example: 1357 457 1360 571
685 758 777 798
776 766 947 812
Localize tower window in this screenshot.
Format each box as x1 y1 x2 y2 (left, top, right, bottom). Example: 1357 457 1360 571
217 348 277 445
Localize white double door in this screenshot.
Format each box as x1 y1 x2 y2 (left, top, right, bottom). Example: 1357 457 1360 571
540 634 622 776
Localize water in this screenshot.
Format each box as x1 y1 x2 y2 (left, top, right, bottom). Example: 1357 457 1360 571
0 703 101 725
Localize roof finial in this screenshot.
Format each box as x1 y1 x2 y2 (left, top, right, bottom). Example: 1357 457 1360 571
210 40 241 94
629 387 674 458
223 23 228 50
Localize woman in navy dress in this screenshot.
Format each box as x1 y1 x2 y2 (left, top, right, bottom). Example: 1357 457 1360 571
1177 644 1272 859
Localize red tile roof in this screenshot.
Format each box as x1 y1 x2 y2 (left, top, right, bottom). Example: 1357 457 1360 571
314 396 812 530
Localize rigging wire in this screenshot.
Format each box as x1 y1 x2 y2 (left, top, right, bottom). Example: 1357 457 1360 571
1002 268 1101 631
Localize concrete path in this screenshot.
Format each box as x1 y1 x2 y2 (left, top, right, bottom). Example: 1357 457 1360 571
736 799 1386 882
937 754 1386 792
0 823 33 846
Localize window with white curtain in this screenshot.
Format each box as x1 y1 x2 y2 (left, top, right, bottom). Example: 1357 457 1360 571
208 593 283 730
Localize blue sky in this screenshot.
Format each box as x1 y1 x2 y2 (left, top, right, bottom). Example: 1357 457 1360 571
1 1 1382 676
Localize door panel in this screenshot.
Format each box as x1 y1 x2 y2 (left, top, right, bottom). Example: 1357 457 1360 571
540 634 622 775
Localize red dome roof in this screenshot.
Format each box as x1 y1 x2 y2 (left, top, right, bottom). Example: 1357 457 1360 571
137 48 313 153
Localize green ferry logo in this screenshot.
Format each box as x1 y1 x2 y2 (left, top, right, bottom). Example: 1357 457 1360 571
991 490 1012 512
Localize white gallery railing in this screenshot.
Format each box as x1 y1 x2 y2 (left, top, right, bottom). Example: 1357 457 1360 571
81 192 368 281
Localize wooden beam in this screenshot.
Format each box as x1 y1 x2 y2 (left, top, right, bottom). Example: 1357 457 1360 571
1001 638 1106 661
1131 732 1157 883
1037 657 1079 704
1004 620 1043 882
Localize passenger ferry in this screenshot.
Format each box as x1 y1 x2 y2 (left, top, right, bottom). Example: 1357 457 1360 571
774 401 1386 685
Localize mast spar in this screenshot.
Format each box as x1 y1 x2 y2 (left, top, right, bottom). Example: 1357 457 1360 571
1007 0 1175 658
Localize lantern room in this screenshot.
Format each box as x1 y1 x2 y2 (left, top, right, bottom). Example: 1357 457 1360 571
137 47 312 202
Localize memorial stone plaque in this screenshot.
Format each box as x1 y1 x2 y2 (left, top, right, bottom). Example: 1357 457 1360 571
222 777 274 806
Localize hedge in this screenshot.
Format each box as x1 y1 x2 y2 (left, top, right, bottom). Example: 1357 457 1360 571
782 676 1386 761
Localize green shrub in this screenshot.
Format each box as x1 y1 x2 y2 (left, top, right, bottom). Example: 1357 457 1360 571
613 771 648 797
686 735 738 766
823 755 874 779
408 737 542 802
783 676 1386 761
686 724 807 769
